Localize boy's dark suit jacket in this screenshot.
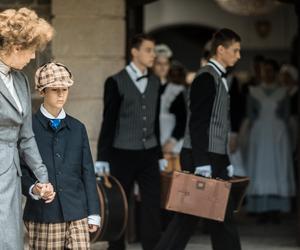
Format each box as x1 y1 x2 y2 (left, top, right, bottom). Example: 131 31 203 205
21 110 99 223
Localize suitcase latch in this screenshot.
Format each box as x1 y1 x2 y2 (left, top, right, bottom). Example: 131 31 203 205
196 181 205 190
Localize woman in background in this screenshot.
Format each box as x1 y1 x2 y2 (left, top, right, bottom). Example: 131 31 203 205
153 44 187 156
246 59 295 223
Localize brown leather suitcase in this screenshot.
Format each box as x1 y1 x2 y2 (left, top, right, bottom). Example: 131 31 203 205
165 171 232 222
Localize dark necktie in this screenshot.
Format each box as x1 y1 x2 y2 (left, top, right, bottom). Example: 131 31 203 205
49 119 61 130
136 74 149 81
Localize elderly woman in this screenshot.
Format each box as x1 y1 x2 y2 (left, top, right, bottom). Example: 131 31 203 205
0 7 55 250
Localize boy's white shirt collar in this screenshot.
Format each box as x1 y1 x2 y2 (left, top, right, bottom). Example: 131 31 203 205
128 62 148 77
40 104 66 119
125 62 148 94
208 58 229 92
209 58 226 74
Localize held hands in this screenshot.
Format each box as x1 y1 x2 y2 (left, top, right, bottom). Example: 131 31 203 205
32 182 56 203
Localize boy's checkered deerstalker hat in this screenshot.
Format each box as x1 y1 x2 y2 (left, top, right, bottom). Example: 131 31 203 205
35 62 74 91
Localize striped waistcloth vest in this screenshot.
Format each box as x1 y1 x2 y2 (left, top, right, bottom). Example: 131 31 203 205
183 65 231 154
112 69 160 150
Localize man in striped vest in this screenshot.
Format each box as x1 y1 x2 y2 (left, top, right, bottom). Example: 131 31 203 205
96 34 166 250
154 28 242 250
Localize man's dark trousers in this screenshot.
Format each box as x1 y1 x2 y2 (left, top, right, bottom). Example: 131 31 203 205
108 147 161 250
154 148 241 250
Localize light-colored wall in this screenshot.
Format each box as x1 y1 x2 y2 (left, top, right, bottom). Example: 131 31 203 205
145 0 297 50
52 0 126 159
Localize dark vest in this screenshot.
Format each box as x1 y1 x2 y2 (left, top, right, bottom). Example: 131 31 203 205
183 65 231 154
112 69 160 150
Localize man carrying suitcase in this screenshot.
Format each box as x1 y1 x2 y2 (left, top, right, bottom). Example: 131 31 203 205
154 28 242 250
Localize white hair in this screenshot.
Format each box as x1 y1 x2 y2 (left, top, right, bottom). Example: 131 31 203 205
280 64 298 81
154 44 173 59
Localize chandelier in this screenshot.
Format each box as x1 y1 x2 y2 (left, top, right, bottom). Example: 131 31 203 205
214 0 280 16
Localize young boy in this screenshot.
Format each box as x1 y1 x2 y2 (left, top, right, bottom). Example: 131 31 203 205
21 62 100 249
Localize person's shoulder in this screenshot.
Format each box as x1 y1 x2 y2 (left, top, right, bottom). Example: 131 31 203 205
110 69 127 80
193 71 215 84
105 70 126 87
65 114 85 130
249 85 260 92
168 82 185 93
149 73 160 83
149 72 159 80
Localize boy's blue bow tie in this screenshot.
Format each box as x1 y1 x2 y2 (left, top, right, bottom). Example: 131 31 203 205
49 119 61 130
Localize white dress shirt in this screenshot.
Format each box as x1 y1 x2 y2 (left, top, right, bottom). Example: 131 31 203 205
208 58 229 92
125 62 148 93
0 61 23 113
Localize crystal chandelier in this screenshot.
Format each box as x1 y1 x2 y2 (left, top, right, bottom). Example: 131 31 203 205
214 0 280 16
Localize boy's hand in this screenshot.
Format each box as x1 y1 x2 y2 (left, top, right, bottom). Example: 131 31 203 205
88 224 99 233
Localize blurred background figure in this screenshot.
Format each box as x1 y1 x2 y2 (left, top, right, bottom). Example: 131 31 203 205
279 64 299 156
200 40 212 68
153 44 172 85
279 64 299 209
153 45 187 157
246 55 265 88
246 59 295 224
233 55 265 167
153 45 187 231
228 68 247 177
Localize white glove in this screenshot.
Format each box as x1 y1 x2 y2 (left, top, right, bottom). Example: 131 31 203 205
159 158 168 172
94 161 110 175
194 165 212 177
227 164 234 177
